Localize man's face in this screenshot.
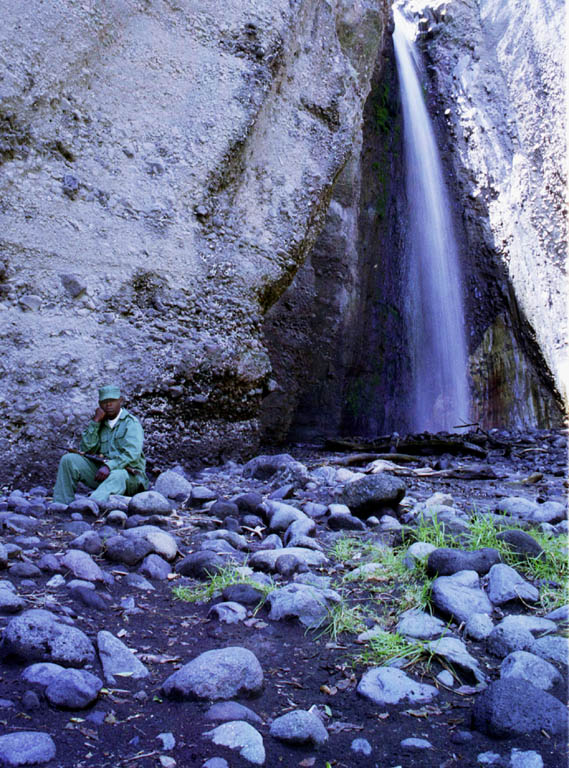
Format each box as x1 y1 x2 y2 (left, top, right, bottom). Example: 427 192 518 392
99 398 122 420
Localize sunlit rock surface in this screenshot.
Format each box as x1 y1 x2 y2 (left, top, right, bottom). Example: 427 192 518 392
0 0 388 482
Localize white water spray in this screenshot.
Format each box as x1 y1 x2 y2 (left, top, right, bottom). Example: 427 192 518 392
393 6 470 431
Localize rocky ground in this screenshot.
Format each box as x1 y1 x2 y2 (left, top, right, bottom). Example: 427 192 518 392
0 428 567 768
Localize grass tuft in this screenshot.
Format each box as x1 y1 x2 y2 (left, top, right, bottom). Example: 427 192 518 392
172 564 275 606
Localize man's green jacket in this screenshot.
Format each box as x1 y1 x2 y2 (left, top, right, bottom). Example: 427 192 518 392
80 408 149 488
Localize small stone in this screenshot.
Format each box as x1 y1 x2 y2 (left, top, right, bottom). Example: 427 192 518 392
97 630 150 684
351 737 372 755
269 709 328 746
157 732 176 750
400 737 432 749
510 749 544 768
357 667 438 706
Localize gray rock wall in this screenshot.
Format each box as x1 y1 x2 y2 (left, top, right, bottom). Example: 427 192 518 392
414 0 567 413
0 0 388 483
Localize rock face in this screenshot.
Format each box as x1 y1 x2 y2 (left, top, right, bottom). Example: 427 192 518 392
413 0 567 420
0 0 388 483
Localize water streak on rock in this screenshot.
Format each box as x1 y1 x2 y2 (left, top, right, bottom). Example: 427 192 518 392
393 7 469 431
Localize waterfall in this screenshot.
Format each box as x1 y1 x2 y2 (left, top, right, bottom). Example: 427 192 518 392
393 7 470 432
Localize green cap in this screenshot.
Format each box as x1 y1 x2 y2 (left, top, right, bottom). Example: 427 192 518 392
98 384 121 402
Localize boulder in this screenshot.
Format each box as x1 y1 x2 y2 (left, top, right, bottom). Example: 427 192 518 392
431 570 493 623
162 647 263 701
1 609 95 667
269 709 328 746
339 473 406 517
427 547 501 576
472 679 568 737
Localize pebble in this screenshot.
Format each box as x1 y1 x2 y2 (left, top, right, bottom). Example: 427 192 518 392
400 737 432 749
351 737 372 755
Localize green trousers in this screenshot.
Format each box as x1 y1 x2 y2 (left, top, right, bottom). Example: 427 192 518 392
53 453 143 505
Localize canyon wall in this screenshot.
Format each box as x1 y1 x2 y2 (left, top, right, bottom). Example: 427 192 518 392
264 0 566 440
0 0 388 483
414 0 567 422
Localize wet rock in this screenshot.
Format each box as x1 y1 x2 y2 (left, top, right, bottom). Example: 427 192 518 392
339 473 406 517
328 512 366 531
472 678 568 737
125 573 155 591
425 637 485 683
154 469 193 501
496 530 544 559
191 486 218 506
162 647 263 701
208 602 248 624
1 609 95 666
397 610 450 640
0 732 56 766
0 583 26 614
205 701 263 726
128 491 172 516
233 493 264 515
284 516 316 543
427 547 501 576
205 721 265 765
210 501 240 520
269 709 328 746
104 534 153 566
97 630 150 684
176 551 241 579
266 500 308 531
68 498 100 517
243 454 308 484
351 737 372 755
22 662 66 688
8 562 42 579
267 583 340 627
545 604 569 622
431 570 493 623
487 624 535 658
139 553 172 580
250 546 327 572
495 497 540 520
45 668 103 709
69 531 104 555
465 613 494 640
500 650 562 690
357 667 438 706
510 749 544 768
222 584 265 606
401 737 432 749
60 549 105 582
486 564 539 605
303 502 328 519
531 635 568 666
498 615 557 635
69 585 110 611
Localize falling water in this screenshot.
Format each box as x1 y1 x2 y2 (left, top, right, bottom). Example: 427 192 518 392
393 7 470 432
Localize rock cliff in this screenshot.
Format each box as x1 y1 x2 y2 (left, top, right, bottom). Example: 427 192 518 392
263 0 566 439
413 0 567 419
0 0 388 483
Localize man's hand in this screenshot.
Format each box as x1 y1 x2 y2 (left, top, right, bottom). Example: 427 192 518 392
93 406 106 423
95 465 110 483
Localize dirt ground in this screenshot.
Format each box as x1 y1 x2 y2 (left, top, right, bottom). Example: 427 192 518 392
0 432 567 768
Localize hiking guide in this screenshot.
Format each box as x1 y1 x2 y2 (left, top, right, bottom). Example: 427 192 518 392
53 385 149 504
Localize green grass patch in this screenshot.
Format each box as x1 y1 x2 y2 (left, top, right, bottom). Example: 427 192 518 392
172 564 275 606
316 599 369 641
358 630 427 667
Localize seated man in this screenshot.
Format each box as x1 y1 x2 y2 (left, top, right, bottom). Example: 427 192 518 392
53 384 150 505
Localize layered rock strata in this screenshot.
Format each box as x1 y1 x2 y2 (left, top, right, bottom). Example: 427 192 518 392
0 0 388 482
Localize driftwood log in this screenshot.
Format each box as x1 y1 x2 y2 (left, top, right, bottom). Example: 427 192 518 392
325 433 488 459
